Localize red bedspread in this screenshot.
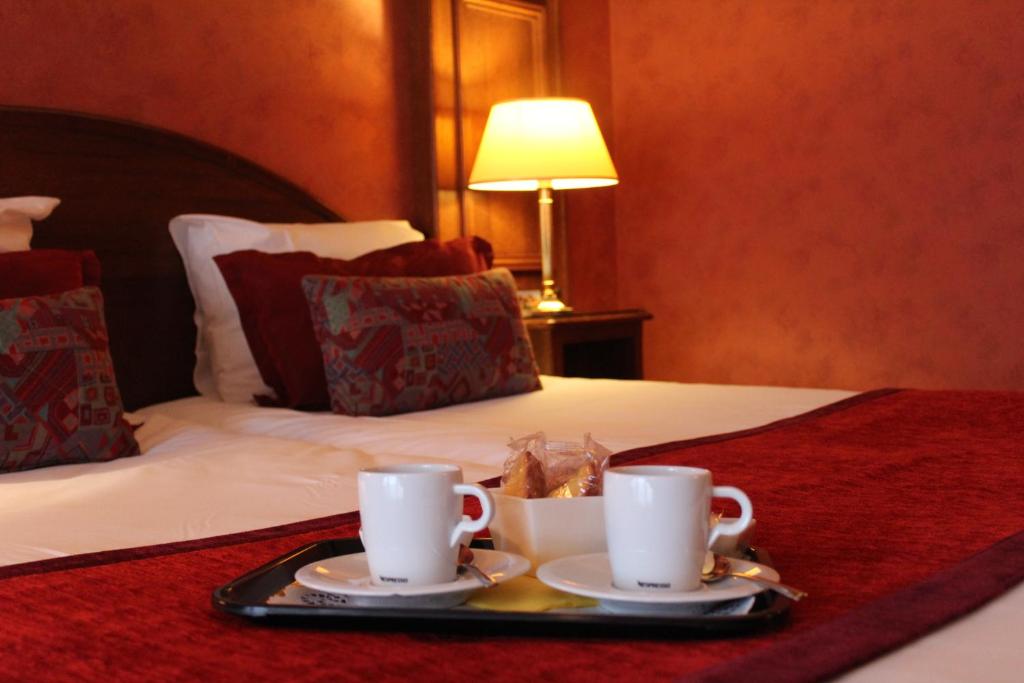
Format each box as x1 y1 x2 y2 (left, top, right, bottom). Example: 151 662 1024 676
2 389 1023 682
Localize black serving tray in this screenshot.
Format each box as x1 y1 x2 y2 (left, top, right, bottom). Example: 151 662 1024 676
212 538 792 638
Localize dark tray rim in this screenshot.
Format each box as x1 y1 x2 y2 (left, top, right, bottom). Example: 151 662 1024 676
212 537 792 637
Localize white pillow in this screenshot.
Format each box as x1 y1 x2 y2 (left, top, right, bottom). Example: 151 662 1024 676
169 214 424 403
268 220 424 260
0 196 60 251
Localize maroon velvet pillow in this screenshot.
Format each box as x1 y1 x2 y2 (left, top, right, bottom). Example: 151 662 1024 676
0 249 102 298
214 236 494 409
1 286 140 473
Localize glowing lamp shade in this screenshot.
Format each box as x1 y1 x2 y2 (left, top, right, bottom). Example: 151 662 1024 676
468 98 618 314
468 98 618 191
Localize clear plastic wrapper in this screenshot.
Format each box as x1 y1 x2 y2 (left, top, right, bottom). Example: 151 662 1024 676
501 432 612 498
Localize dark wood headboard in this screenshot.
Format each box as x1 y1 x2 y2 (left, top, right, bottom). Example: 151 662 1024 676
0 107 342 409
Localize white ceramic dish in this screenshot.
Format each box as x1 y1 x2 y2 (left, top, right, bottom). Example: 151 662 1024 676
489 492 606 571
536 553 777 609
294 548 530 608
600 595 758 616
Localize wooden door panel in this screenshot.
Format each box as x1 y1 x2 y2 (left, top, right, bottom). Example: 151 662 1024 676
433 0 557 287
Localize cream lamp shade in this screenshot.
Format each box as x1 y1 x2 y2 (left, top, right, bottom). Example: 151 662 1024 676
467 98 617 314
468 98 618 191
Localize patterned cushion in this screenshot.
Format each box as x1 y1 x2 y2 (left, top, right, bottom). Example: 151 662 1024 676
302 268 541 416
1 287 139 473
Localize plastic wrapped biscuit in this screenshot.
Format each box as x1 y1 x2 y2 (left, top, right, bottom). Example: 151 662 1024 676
501 449 546 498
501 432 611 498
547 460 599 498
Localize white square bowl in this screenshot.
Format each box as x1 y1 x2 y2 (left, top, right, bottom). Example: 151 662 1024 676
489 492 606 571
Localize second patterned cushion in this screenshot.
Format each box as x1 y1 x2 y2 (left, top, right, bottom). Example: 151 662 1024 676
302 268 541 416
1 286 140 473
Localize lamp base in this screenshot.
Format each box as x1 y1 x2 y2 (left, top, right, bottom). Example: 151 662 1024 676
523 286 572 316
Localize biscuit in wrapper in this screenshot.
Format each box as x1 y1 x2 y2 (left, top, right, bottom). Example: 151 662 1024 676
501 432 611 498
547 460 599 498
501 449 547 498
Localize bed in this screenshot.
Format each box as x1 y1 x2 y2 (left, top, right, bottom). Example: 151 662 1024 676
1 106 1021 682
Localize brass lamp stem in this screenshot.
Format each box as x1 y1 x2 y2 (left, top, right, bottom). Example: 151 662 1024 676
535 185 570 313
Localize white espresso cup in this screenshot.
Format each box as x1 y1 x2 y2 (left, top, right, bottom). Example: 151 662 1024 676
603 465 753 592
358 464 494 586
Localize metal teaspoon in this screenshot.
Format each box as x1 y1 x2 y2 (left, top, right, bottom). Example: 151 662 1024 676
702 553 807 601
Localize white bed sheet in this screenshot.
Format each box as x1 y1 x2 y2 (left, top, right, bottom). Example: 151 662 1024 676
138 376 856 463
1 376 1019 681
1 377 850 566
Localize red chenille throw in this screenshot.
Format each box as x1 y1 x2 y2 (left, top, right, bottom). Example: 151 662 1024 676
0 389 1021 682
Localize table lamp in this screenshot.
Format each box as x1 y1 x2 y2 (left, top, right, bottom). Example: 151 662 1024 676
468 98 618 314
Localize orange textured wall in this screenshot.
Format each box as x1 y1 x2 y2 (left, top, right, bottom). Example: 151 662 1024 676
607 0 1024 390
0 0 416 222
559 0 618 311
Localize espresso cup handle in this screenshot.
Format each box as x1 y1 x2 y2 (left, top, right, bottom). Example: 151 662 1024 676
708 485 754 548
449 483 495 548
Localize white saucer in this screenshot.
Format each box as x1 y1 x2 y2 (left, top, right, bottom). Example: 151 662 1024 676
294 549 530 609
536 553 778 610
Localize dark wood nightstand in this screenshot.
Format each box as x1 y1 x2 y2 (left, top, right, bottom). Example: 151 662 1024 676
524 309 653 379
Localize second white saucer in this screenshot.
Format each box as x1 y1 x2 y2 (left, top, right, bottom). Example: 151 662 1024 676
294 548 530 609
536 553 778 607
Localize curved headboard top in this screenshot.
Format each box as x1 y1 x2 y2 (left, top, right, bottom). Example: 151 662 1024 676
0 106 342 409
